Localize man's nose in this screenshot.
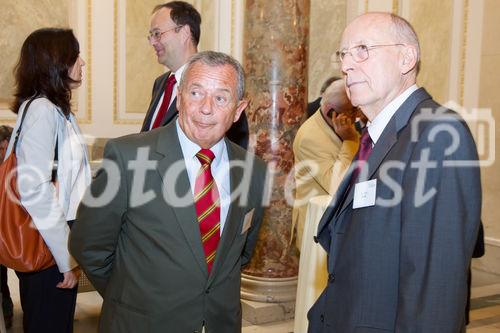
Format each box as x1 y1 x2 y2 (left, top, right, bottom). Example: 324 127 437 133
341 53 355 73
200 96 213 114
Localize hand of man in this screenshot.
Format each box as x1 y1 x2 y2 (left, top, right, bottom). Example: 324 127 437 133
57 266 81 289
331 112 358 141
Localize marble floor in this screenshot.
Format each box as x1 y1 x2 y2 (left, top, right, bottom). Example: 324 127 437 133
3 268 500 332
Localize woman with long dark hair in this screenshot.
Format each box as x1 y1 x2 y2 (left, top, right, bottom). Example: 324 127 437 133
4 28 90 333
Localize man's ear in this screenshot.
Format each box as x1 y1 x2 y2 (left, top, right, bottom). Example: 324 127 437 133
233 99 249 123
401 44 418 75
180 25 192 44
176 89 182 111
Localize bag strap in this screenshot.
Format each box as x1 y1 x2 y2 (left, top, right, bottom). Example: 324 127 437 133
51 137 58 182
12 96 59 181
12 96 39 151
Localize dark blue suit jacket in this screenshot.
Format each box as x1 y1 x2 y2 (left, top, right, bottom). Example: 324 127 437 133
308 88 481 333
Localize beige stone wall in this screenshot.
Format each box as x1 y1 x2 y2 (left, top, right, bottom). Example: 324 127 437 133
410 0 453 105
308 0 347 101
197 0 216 52
125 0 165 114
0 0 69 105
479 0 500 238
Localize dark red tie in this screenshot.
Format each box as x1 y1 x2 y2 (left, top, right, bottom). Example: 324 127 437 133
351 129 373 183
151 74 177 129
194 149 220 274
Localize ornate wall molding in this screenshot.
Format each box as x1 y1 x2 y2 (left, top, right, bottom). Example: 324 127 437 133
392 0 400 14
459 0 469 105
75 0 93 124
113 0 162 125
0 0 91 124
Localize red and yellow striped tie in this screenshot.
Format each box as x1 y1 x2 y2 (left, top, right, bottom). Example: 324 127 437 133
194 149 220 274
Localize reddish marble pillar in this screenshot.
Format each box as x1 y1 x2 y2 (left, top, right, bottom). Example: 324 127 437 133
241 0 309 302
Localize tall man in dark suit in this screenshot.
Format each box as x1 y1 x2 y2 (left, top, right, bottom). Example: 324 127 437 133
308 12 481 333
70 51 267 333
143 1 249 148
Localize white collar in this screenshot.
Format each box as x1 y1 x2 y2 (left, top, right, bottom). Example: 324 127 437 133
175 119 225 168
367 84 418 144
174 63 187 85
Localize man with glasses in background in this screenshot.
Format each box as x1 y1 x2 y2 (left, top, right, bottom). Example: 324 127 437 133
308 12 481 333
143 1 249 149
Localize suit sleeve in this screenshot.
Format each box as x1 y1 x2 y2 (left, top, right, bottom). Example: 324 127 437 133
241 157 267 266
70 140 128 296
395 119 481 332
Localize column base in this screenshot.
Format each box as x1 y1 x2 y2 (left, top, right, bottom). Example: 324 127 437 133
241 298 295 325
472 238 500 275
241 273 297 302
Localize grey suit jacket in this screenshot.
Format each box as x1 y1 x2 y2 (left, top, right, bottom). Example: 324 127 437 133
307 88 481 333
70 122 267 333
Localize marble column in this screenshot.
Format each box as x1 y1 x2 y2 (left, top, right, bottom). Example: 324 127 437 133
241 0 309 303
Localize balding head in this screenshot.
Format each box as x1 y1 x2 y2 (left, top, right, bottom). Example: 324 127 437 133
339 12 420 120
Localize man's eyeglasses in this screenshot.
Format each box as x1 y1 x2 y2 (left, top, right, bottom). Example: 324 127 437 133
336 43 405 63
147 26 182 42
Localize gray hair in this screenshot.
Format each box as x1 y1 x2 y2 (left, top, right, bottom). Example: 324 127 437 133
390 13 421 73
320 79 348 110
319 76 341 95
180 51 245 100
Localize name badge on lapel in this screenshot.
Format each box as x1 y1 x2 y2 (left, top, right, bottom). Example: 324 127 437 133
353 179 377 209
241 209 254 234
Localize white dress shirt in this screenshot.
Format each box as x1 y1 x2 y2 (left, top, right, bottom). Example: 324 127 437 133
149 64 187 130
5 97 91 272
175 120 231 233
367 84 418 145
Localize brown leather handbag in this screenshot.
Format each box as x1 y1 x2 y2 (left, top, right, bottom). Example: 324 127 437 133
0 97 55 272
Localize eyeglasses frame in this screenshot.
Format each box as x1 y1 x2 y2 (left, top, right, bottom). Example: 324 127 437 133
147 25 183 42
336 43 405 63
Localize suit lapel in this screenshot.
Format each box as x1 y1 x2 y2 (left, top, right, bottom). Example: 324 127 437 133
141 72 170 132
337 88 433 216
207 140 245 285
316 163 356 237
155 123 208 277
161 97 178 127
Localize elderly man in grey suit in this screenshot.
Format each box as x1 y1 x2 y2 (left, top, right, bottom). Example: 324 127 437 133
307 12 481 333
70 51 267 333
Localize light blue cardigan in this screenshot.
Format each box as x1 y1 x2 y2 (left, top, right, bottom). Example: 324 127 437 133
5 97 91 272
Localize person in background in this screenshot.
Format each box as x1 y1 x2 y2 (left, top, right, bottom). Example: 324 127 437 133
306 76 341 118
0 126 12 161
5 28 91 333
0 125 13 328
292 80 359 249
142 1 249 148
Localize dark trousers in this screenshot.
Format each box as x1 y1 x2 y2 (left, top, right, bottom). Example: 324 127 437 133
1 265 10 299
1 264 13 324
16 265 78 333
